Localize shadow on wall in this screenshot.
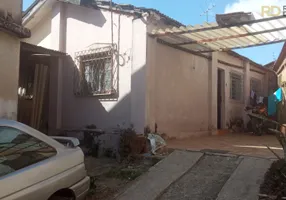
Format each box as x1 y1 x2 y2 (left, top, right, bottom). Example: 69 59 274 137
61 56 146 132
26 14 52 46
66 3 107 28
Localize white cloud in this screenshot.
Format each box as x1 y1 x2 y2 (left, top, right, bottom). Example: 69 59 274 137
225 0 286 17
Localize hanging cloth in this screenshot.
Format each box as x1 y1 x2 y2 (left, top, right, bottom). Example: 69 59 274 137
274 88 283 103
268 88 283 116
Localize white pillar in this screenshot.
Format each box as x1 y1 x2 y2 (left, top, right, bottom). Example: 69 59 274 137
208 52 218 135
131 19 147 133
51 2 67 52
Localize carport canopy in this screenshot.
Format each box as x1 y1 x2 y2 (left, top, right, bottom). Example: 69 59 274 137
150 13 286 53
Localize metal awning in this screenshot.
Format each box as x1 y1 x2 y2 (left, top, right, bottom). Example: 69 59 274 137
21 42 66 56
150 15 286 53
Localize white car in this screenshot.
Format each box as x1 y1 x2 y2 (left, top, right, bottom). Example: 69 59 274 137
0 119 90 200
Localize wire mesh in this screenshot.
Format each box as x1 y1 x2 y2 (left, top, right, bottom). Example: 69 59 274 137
74 44 118 96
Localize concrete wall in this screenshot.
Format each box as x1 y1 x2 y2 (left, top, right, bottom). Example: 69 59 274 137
0 32 20 120
0 0 22 24
147 38 210 138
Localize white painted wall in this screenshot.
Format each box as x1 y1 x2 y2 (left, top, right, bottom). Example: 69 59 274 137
0 32 20 120
23 13 52 48
62 4 147 131
23 2 148 132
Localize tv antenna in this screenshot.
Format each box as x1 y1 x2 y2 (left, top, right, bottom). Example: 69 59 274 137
273 52 276 61
200 1 216 22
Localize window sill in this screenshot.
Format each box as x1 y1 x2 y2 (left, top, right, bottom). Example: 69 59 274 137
74 91 119 100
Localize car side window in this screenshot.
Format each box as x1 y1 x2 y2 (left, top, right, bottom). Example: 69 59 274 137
0 126 56 177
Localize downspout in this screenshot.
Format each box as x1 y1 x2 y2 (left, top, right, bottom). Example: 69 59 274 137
110 0 114 46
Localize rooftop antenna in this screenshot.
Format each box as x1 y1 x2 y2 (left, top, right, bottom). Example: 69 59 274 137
273 52 276 61
200 0 216 22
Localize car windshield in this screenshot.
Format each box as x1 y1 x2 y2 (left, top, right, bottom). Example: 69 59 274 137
0 126 56 177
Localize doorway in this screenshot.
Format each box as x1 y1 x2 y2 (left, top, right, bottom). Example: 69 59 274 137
217 69 225 129
18 51 50 134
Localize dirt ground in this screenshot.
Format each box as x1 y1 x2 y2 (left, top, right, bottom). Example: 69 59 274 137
167 132 284 159
85 156 162 200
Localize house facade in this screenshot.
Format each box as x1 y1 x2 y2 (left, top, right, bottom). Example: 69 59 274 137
272 43 286 123
147 38 274 138
23 0 274 138
0 0 30 120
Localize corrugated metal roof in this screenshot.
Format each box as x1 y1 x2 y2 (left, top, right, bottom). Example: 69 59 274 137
21 42 66 56
151 15 286 53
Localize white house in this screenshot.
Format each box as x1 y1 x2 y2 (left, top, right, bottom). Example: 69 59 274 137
23 0 274 138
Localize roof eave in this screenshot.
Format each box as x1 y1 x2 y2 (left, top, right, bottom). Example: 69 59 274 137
23 0 51 26
0 17 31 38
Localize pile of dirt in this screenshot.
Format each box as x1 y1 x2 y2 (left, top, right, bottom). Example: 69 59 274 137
259 159 286 200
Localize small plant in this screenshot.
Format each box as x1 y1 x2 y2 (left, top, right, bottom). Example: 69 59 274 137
87 176 97 197
115 124 137 161
227 117 244 132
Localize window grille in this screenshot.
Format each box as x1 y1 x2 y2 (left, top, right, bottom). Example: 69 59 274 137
230 72 243 101
74 45 118 96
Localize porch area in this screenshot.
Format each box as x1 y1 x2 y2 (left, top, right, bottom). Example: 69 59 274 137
167 133 283 159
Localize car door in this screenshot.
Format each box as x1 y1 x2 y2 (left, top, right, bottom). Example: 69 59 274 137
0 126 58 199
0 124 86 200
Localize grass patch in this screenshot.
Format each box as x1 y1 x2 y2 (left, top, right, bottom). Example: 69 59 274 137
105 167 144 181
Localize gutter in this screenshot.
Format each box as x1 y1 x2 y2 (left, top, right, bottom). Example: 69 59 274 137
22 0 48 26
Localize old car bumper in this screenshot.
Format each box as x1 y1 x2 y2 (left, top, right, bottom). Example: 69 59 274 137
70 176 90 200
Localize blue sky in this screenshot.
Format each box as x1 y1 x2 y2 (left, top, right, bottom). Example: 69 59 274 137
23 0 285 65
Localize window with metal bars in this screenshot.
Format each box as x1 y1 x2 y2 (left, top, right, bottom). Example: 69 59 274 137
230 72 243 101
81 53 112 95
74 46 116 96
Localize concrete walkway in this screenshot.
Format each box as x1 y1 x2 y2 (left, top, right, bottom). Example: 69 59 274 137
117 150 273 200
167 133 283 159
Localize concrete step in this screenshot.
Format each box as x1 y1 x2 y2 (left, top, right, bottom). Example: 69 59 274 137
117 150 203 200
